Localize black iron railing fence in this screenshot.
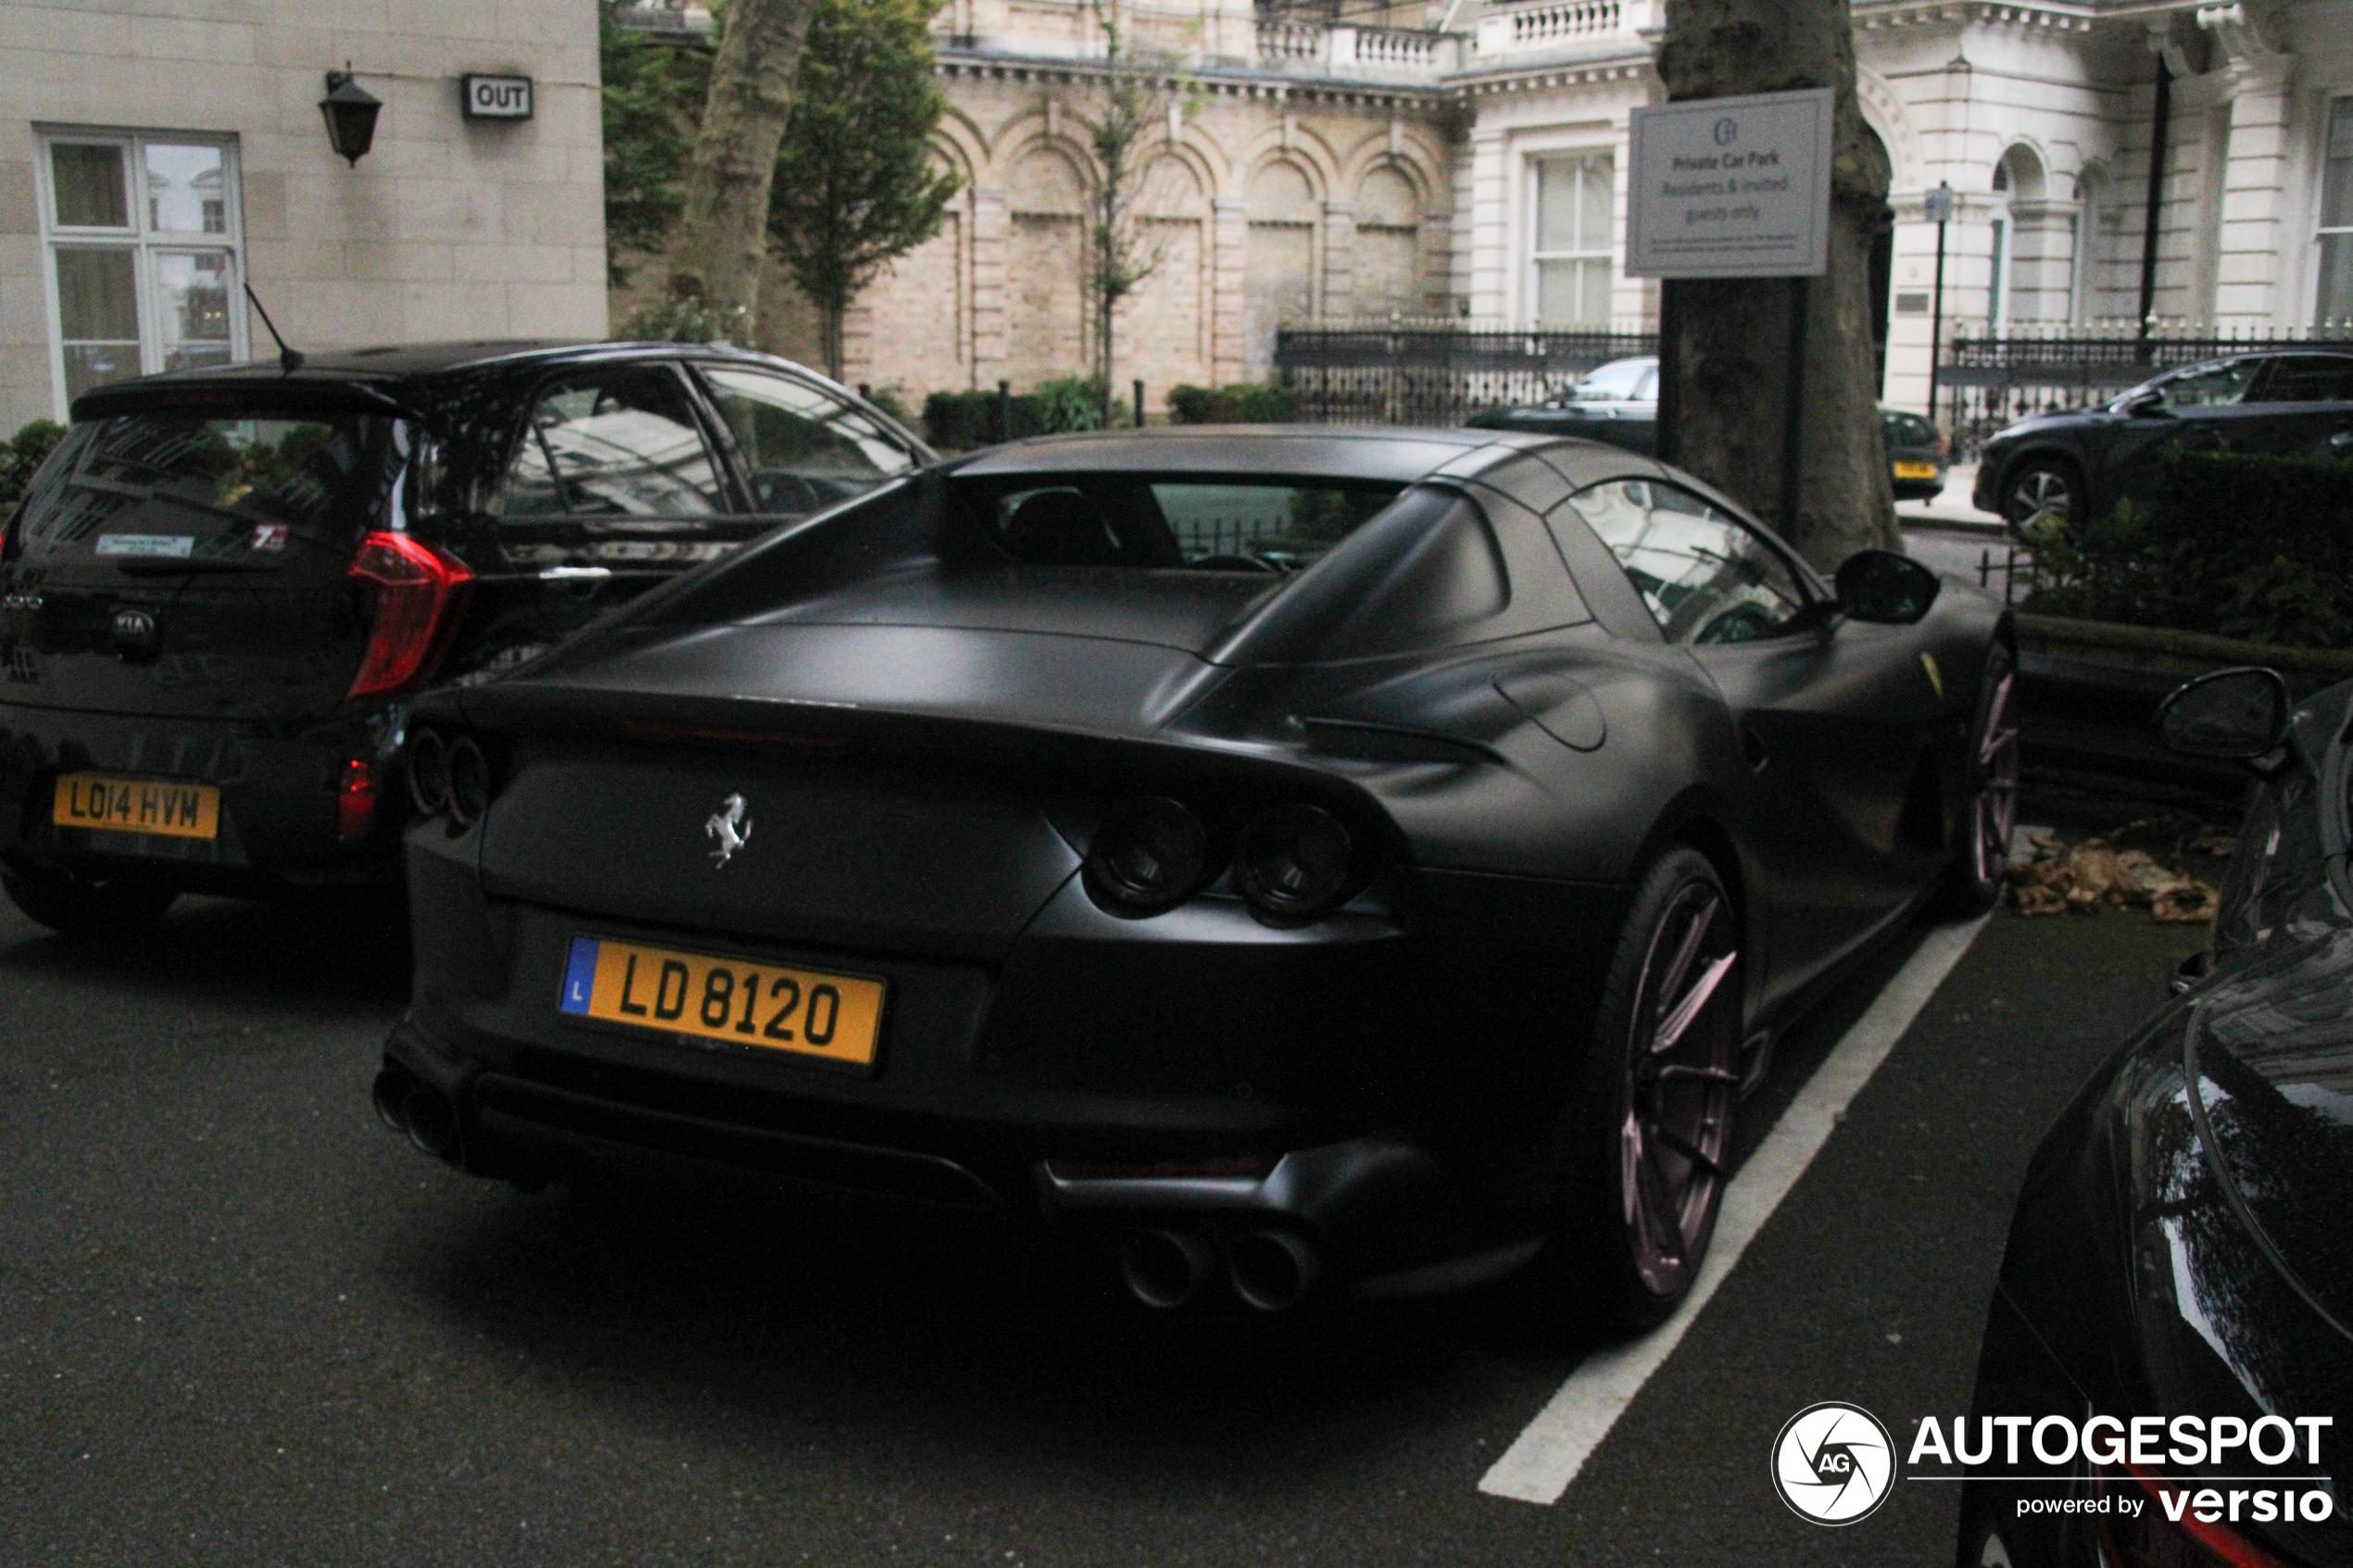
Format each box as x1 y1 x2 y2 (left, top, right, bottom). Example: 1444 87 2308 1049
1940 329 2353 455
1276 327 1655 425
1275 323 2353 457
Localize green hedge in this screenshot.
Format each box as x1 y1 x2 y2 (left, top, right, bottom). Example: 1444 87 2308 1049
1166 382 1299 424
922 376 1126 451
2025 449 2353 648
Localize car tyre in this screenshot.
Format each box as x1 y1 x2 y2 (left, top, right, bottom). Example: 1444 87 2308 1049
1934 641 2020 918
1551 847 1743 1332
2 863 177 936
1998 457 2082 538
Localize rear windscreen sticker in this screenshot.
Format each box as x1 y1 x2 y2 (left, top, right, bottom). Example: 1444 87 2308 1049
94 534 195 558
249 523 290 552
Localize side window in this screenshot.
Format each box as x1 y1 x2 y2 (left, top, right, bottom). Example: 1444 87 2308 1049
1567 479 1810 645
2254 355 2353 402
697 366 914 516
2154 358 2260 408
499 365 726 520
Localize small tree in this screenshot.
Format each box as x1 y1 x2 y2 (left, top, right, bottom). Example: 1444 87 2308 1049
1079 1 1176 416
598 4 711 287
766 0 963 381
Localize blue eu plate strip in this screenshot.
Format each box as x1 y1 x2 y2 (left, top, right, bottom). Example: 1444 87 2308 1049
560 937 600 1015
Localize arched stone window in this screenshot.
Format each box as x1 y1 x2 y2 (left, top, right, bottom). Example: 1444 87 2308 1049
1353 164 1423 320
1990 144 2050 327
1246 160 1318 370
1007 144 1088 387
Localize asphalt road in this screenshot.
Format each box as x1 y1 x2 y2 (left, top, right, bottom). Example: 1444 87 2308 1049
0 886 2206 1567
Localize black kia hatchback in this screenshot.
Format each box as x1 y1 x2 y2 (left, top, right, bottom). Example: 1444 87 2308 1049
0 341 930 933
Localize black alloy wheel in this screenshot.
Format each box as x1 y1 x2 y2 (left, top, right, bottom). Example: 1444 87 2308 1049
2000 458 2081 537
1938 641 2020 917
1554 847 1743 1330
1 864 178 936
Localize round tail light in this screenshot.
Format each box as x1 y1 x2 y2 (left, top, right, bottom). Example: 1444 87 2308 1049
1235 805 1354 923
1085 797 1209 915
446 736 490 828
408 729 449 816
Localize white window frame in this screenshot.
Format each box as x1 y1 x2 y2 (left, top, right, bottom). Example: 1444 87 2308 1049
34 128 247 418
2313 95 2353 329
1527 150 1617 330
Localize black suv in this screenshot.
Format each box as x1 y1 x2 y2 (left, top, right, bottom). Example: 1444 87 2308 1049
1973 349 2353 534
0 341 931 934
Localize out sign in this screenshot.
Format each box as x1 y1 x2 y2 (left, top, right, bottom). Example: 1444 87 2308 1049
461 74 533 120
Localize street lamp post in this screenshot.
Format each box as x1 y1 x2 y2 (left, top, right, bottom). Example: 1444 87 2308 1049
1924 182 1955 429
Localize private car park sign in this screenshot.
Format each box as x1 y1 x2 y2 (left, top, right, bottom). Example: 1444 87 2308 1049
1626 87 1834 280
1626 87 1834 526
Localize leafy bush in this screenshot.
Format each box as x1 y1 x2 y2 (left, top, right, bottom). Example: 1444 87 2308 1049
614 283 753 345
862 384 913 427
0 420 66 508
921 378 1128 451
1167 383 1301 424
2022 450 2353 648
1031 375 1111 433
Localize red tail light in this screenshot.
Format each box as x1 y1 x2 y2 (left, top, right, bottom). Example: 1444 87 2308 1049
337 758 376 841
2099 1461 2297 1568
345 533 471 701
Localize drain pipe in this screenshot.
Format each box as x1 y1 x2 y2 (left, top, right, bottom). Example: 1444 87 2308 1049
2136 53 2172 358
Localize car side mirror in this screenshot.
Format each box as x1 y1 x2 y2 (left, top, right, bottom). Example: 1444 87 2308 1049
1833 549 1941 624
2156 666 2291 761
2123 392 2171 418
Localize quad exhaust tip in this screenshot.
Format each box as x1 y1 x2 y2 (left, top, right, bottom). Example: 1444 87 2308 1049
371 1062 465 1168
1118 1228 1323 1312
1228 1230 1319 1313
1120 1229 1214 1311
371 1064 412 1135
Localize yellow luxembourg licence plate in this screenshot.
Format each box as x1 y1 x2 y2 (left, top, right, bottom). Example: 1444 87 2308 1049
1893 460 1939 480
52 773 220 840
559 935 886 1067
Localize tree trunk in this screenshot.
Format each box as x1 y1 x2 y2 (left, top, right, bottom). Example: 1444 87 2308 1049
674 0 818 332
823 302 845 383
1657 0 1898 571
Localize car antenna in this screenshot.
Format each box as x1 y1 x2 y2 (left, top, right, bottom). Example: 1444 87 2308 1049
242 282 305 373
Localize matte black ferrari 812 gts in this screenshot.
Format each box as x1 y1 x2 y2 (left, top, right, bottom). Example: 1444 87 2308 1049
376 426 2014 1327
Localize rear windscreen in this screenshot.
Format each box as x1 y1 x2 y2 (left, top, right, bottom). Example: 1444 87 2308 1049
955 475 1404 571
1881 410 1937 447
14 411 396 569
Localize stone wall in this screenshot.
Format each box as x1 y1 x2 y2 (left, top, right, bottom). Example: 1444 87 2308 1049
0 0 606 429
799 60 1456 418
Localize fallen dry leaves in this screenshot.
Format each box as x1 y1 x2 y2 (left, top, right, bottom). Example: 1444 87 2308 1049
2006 830 2221 924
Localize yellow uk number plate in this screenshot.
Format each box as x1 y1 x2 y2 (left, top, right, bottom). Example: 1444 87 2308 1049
1893 459 1940 480
559 935 886 1067
52 774 220 840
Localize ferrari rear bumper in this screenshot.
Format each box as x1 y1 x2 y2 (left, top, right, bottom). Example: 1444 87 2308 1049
378 1016 1528 1305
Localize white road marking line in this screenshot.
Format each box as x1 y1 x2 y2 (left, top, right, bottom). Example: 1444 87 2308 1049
1477 914 1993 1507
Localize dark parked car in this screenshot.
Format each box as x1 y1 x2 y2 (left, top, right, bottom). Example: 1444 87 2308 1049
1957 666 2353 1568
1883 406 1950 500
0 341 930 934
375 425 2014 1328
1973 350 2353 535
1467 356 1950 495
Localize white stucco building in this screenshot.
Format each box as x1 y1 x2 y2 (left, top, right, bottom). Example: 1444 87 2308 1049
0 0 610 432
772 0 2353 420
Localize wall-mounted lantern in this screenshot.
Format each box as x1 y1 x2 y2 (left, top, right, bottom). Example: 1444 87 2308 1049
319 65 382 166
